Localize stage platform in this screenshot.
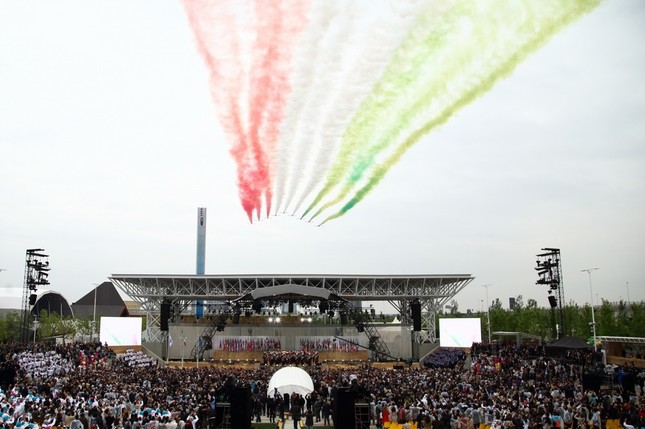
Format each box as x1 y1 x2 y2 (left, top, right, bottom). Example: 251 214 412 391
165 349 372 368
211 349 369 363
108 345 142 354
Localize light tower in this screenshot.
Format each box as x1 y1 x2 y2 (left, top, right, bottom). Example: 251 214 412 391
21 249 50 343
535 248 565 338
581 268 599 351
482 284 492 343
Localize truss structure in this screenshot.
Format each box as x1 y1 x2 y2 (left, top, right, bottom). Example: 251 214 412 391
109 274 473 343
597 336 645 345
347 307 392 360
22 249 50 343
535 248 565 337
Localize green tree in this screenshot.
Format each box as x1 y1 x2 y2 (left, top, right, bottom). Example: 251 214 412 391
449 300 459 315
568 304 594 341
0 312 24 342
445 298 645 343
596 299 618 336
513 295 525 311
561 302 581 337
489 300 510 334
77 316 93 339
629 302 645 337
615 301 630 337
39 310 77 343
37 309 53 339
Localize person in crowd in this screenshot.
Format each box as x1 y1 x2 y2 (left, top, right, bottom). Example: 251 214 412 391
0 341 643 429
289 394 301 429
322 399 331 427
303 409 314 429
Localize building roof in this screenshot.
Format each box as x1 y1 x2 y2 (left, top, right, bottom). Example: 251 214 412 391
109 274 474 301
0 288 73 318
72 281 129 318
124 301 142 312
0 288 24 310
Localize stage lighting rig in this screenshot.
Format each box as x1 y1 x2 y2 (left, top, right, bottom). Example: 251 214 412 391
21 248 51 343
535 248 565 338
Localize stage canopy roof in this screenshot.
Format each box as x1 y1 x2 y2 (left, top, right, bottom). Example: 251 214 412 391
109 274 474 302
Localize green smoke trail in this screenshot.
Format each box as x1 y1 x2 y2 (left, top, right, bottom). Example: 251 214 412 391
302 2 466 219
319 0 600 224
310 2 481 221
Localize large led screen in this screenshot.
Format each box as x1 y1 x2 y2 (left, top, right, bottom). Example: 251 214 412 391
99 317 142 346
439 317 482 348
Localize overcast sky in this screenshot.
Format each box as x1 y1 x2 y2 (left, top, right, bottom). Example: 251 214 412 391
1 0 644 314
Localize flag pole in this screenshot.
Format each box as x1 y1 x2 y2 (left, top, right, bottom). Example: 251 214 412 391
197 336 201 368
181 332 185 368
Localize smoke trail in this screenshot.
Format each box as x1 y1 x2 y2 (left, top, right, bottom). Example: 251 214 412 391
185 0 309 221
272 0 339 215
244 1 281 220
182 0 256 220
185 0 600 224
319 0 601 224
289 0 429 216
261 0 310 217
302 1 458 220
281 1 360 214
243 0 309 220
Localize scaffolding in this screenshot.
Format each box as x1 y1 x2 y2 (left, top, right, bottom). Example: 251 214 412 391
536 248 565 338
21 249 50 343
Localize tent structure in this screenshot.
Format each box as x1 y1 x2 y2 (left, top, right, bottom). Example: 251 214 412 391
267 367 314 399
546 336 592 356
548 336 592 349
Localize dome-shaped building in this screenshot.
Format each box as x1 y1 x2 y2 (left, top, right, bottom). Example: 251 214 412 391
0 288 73 319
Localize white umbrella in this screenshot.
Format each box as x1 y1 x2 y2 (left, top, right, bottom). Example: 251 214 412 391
267 367 314 398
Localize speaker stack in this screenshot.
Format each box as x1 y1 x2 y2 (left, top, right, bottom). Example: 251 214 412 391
411 301 422 331
160 303 171 331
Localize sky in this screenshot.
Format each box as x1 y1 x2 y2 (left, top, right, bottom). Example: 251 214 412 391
1 0 644 315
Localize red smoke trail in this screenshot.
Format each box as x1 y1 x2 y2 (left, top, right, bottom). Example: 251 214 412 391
183 0 258 222
246 0 309 219
184 0 308 221
245 1 280 220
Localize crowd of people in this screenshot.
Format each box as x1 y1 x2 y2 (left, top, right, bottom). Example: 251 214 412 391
0 341 643 429
262 350 319 366
119 350 156 368
422 348 466 368
299 338 362 352
217 338 281 352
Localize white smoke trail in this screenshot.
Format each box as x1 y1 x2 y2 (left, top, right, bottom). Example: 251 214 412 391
271 0 338 214
318 0 600 223
281 1 362 213
302 0 463 220
290 0 430 216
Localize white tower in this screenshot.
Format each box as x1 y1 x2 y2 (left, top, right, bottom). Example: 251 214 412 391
195 207 206 318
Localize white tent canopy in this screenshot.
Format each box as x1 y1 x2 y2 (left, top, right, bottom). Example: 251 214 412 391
267 367 314 398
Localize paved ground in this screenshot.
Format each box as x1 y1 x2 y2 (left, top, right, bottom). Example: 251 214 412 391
251 414 378 428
